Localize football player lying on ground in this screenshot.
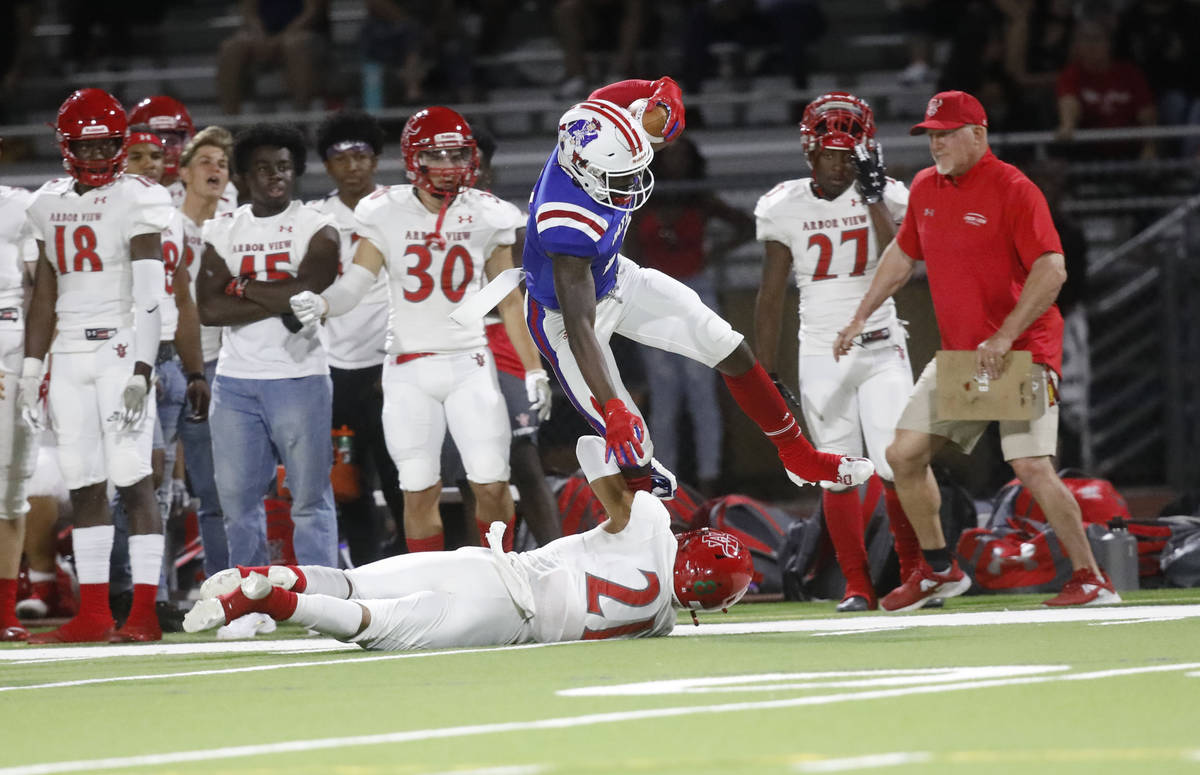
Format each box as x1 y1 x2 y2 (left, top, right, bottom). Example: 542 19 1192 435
184 436 754 650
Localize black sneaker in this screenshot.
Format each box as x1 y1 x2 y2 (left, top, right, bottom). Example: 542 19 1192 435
157 601 187 633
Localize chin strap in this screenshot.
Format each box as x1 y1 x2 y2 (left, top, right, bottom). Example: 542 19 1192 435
423 189 459 250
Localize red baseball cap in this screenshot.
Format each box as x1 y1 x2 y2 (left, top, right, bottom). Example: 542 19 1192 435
909 90 988 135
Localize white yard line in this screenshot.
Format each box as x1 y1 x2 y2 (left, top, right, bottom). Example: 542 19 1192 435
793 752 932 772
2 661 1199 775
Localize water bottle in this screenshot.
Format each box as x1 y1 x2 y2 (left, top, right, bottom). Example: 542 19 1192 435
1097 517 1139 591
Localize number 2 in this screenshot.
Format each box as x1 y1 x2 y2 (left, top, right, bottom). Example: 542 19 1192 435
808 227 869 281
581 570 660 641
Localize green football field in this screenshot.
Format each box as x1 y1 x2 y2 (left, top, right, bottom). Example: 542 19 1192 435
3 590 1200 775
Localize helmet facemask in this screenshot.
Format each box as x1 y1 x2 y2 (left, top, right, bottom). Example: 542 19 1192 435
61 134 126 187
799 92 878 167
411 145 479 197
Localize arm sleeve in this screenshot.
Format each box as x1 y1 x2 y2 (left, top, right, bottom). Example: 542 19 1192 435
588 79 655 104
132 258 165 363
322 262 376 317
1008 178 1063 271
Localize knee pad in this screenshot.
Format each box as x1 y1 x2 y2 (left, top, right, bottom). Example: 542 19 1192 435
398 459 440 493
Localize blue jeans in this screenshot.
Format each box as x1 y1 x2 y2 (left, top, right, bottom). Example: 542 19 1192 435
210 373 337 568
177 359 228 576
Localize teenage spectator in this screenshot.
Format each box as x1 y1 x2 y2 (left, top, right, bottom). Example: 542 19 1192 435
999 0 1075 127
178 126 235 579
216 0 330 114
195 124 340 586
312 111 403 565
23 89 172 642
361 0 474 108
553 0 647 98
1114 0 1200 157
836 90 1119 611
0 137 36 641
1055 19 1157 160
627 136 752 495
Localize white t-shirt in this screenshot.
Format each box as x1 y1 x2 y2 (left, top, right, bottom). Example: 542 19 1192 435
755 178 909 355
513 491 678 643
0 185 34 372
311 188 389 370
26 174 174 353
354 186 516 355
181 213 223 363
169 179 238 215
202 200 335 379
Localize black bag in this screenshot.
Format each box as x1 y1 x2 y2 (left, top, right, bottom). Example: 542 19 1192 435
1159 516 1200 588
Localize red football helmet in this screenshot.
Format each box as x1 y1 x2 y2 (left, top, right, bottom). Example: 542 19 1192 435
401 106 479 196
673 528 754 612
56 88 128 187
798 91 877 155
129 96 194 175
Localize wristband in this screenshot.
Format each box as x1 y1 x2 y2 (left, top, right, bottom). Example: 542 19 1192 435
186 372 206 383
21 356 43 379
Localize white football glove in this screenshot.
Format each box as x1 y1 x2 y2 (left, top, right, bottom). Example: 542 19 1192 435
17 358 44 432
525 368 552 422
289 290 329 328
120 373 150 430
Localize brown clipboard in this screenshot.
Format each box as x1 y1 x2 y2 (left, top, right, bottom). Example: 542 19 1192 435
935 350 1044 421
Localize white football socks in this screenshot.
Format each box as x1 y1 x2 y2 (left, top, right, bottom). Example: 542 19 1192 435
297 565 352 598
72 525 115 585
289 594 364 639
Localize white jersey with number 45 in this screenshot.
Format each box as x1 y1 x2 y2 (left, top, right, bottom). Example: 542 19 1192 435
202 200 335 379
755 179 908 355
354 186 517 356
25 174 174 353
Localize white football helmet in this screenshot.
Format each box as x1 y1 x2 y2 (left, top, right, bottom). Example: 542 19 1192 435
556 99 654 211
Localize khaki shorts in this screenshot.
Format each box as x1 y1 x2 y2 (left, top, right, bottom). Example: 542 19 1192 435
896 359 1059 461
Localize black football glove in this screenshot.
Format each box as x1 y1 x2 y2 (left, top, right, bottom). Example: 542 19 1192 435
769 372 801 411
851 143 887 205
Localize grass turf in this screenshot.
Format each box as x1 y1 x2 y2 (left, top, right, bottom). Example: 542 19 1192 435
2 589 1199 774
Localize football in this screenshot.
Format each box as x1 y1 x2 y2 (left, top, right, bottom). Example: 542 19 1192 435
628 98 669 144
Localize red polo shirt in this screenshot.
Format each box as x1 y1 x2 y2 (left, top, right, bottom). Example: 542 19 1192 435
896 150 1065 374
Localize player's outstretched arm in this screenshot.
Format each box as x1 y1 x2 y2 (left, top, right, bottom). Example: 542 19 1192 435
242 226 339 314
588 76 685 140
291 235 385 326
196 244 278 326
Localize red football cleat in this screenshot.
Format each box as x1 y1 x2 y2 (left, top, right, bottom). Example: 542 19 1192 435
1 625 29 642
27 615 116 644
1043 568 1122 607
109 620 163 643
881 561 971 612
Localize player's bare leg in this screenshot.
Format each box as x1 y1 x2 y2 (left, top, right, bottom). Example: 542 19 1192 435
29 481 116 643
884 429 947 549
110 475 165 641
470 480 514 550
403 482 444 552
715 342 870 485
1010 456 1101 575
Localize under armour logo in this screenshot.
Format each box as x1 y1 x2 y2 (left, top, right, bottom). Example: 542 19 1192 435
458 215 473 224
114 343 127 358
924 208 935 217
93 196 107 205
473 353 485 367
280 225 293 232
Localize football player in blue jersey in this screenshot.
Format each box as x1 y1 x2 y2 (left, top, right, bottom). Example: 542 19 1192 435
521 78 875 495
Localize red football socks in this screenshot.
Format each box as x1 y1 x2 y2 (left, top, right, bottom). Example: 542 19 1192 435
722 363 841 481
884 485 923 580
406 533 444 553
823 489 873 601
0 578 19 629
28 583 114 643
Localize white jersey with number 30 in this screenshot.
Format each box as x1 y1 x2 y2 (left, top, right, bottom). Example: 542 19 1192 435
202 200 335 379
755 179 908 355
354 187 516 355
26 174 174 353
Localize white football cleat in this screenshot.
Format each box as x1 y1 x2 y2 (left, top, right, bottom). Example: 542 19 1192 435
216 612 276 640
199 568 244 599
786 457 875 489
267 565 300 591
183 598 225 633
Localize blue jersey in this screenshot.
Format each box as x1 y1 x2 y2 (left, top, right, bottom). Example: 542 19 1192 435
522 154 631 311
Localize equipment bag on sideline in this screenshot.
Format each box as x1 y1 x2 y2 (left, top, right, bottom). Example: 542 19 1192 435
1159 516 1200 587
988 469 1131 528
690 495 795 594
956 515 1072 593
